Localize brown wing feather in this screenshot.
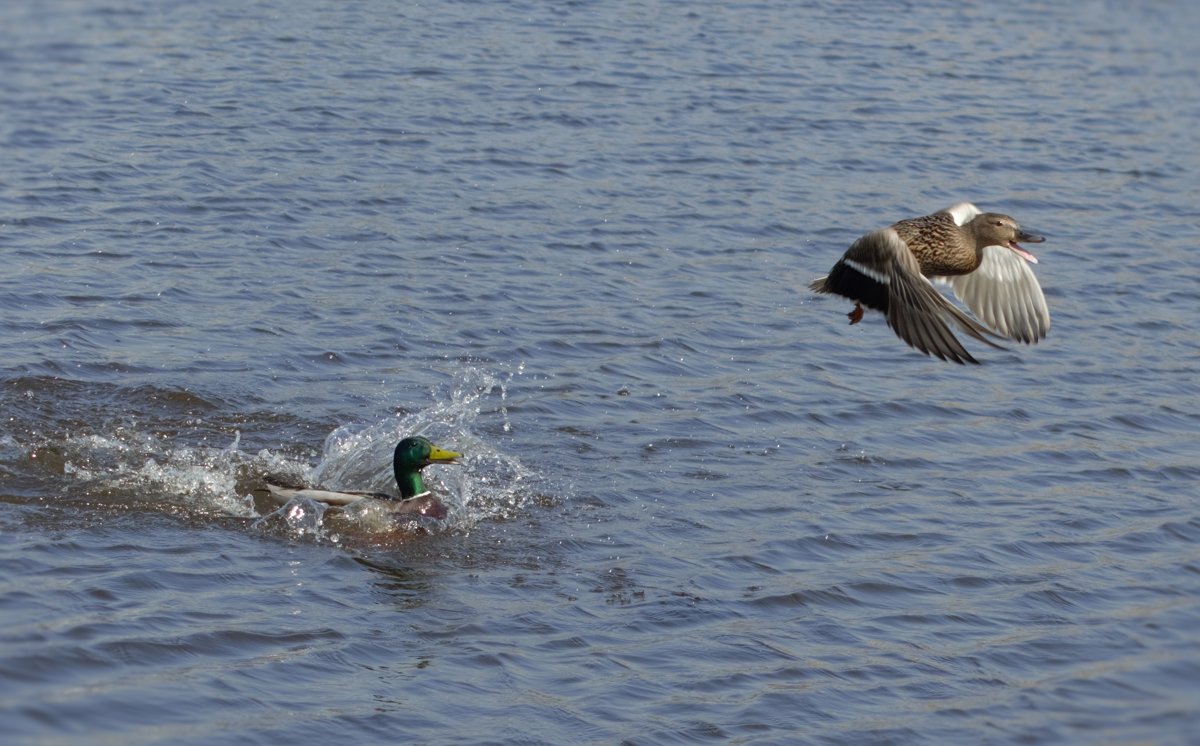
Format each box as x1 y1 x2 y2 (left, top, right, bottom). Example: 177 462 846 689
812 224 1008 364
873 228 1005 364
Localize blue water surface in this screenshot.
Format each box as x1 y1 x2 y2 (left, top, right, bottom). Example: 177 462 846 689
2 1 1198 743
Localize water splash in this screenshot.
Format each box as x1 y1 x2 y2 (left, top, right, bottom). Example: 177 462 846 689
251 496 333 541
10 365 538 544
57 429 257 518
308 366 536 532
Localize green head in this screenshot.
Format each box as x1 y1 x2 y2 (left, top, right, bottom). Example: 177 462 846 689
393 436 462 498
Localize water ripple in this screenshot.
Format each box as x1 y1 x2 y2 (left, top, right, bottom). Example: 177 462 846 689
3 0 1200 743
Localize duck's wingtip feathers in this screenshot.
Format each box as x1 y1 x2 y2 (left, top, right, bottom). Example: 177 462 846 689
942 202 982 226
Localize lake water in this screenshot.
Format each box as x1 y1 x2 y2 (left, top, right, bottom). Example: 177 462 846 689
2 1 1198 743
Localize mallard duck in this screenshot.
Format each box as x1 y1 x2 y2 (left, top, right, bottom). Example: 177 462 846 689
809 202 1049 364
261 436 461 519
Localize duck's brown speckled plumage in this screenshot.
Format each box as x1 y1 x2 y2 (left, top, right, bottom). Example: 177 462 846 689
892 211 981 276
809 202 1050 364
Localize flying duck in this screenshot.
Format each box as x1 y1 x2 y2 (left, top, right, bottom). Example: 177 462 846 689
809 202 1049 364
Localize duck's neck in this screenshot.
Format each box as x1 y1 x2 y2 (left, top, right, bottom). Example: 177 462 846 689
395 469 427 498
962 220 992 271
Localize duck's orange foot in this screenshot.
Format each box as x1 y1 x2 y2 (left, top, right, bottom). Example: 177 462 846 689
847 304 864 325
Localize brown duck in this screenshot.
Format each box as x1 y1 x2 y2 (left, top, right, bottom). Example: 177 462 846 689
809 202 1049 364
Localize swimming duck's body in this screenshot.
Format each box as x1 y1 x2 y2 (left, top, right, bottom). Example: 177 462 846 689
261 436 460 520
809 202 1049 364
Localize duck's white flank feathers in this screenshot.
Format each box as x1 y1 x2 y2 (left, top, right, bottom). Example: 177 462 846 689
263 482 433 507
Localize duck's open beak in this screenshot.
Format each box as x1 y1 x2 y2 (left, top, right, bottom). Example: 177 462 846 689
426 444 462 465
1009 228 1045 264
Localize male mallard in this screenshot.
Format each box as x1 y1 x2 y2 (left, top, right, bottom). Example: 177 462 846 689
809 202 1049 364
261 436 461 519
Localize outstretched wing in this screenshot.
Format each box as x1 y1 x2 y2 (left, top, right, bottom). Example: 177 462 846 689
813 228 1005 364
941 245 1049 344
